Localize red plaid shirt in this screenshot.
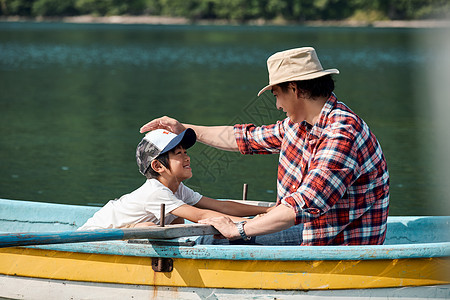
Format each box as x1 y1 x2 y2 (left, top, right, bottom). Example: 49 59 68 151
234 94 389 246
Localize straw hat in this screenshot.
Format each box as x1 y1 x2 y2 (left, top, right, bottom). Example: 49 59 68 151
257 47 339 96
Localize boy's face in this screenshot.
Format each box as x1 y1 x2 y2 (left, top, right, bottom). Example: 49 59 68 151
167 145 192 181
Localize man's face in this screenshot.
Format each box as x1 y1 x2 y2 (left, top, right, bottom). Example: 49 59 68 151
272 85 304 123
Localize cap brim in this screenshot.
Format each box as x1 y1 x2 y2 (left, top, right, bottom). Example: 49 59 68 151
160 128 196 155
257 68 339 96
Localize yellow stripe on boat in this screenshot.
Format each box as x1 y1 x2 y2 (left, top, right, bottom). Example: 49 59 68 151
1 247 449 290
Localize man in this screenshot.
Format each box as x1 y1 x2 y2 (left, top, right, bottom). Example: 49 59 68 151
140 47 389 246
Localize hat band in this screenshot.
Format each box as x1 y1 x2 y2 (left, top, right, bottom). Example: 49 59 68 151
269 69 330 85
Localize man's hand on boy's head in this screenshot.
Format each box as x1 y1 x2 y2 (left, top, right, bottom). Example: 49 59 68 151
140 116 186 134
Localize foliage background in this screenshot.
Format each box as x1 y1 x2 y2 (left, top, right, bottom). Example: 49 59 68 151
1 0 449 22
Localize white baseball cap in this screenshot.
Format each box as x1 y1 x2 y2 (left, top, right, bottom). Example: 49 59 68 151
136 128 196 175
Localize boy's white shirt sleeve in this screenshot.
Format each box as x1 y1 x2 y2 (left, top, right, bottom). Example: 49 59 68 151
175 182 202 206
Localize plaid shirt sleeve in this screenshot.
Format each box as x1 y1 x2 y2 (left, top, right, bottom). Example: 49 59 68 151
233 121 285 155
281 130 360 224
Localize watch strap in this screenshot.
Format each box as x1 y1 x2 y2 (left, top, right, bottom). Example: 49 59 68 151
236 221 251 241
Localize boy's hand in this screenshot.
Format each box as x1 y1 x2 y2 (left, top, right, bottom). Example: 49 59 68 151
132 222 157 228
140 116 186 134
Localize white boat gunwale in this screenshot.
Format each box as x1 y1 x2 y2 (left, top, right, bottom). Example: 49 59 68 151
21 240 450 261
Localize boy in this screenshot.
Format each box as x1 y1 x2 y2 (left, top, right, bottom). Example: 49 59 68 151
79 128 270 230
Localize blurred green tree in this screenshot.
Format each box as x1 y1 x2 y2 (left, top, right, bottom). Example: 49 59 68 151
1 0 448 21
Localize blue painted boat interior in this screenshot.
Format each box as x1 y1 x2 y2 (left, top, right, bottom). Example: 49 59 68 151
1 198 449 261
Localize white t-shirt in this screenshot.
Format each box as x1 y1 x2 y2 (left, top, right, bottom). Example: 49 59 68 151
78 179 202 230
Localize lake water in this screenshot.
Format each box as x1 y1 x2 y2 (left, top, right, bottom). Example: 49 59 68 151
1 22 449 216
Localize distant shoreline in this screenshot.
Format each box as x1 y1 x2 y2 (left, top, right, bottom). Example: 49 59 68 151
1 15 450 28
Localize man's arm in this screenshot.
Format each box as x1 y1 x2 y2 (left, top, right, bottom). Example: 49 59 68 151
195 196 273 217
170 204 247 223
199 204 296 240
140 116 238 151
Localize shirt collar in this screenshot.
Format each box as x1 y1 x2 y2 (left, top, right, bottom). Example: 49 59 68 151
308 93 338 139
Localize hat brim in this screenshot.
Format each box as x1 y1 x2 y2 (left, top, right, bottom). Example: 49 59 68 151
160 128 196 155
257 68 340 96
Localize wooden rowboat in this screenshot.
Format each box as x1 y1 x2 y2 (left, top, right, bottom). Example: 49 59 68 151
0 198 449 299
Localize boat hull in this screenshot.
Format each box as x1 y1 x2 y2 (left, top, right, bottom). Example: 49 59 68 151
1 247 449 290
2 275 449 300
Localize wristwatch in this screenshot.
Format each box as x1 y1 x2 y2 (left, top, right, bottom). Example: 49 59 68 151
236 221 251 241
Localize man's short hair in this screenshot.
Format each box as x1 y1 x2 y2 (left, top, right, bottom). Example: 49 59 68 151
278 74 335 99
